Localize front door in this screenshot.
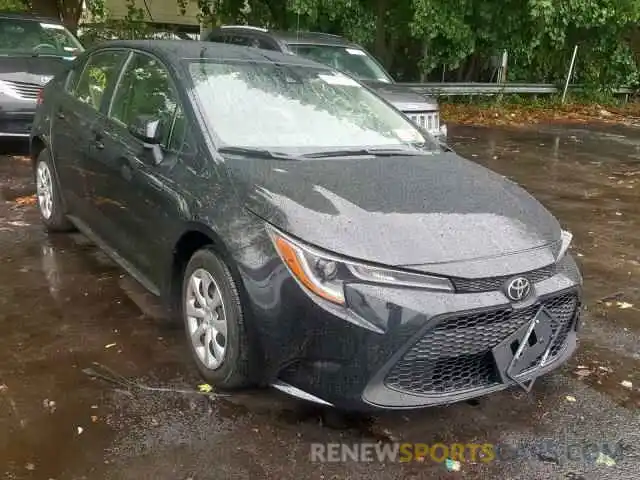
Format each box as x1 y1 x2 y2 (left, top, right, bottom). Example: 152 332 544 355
88 51 189 285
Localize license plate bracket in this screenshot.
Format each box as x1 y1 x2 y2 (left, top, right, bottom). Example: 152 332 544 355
492 307 558 392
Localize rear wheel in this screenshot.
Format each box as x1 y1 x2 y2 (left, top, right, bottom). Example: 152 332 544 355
35 149 74 232
182 247 252 389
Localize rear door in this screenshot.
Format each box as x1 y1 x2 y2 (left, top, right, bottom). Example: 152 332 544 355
50 49 128 218
49 55 92 214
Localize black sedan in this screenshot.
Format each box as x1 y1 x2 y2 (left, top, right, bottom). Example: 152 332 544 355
31 40 582 410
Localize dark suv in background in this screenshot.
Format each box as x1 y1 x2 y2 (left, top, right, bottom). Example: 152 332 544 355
0 13 83 139
205 25 446 139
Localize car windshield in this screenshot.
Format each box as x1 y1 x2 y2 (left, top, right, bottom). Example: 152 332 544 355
0 18 83 57
188 60 436 153
288 44 393 83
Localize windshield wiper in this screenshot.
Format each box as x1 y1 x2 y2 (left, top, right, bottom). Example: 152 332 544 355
302 147 426 159
218 146 300 160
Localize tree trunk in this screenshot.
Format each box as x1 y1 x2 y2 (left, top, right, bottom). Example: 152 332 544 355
373 0 388 65
30 0 84 32
30 0 60 21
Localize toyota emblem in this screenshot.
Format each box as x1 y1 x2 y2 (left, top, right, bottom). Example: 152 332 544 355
505 277 531 302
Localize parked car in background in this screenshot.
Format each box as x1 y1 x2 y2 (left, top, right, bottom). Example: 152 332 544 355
0 13 83 139
205 26 447 139
31 40 581 411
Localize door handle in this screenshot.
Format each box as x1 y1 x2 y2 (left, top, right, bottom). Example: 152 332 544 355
120 156 138 181
93 130 104 149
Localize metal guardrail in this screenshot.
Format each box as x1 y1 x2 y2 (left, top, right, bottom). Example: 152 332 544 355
396 82 635 97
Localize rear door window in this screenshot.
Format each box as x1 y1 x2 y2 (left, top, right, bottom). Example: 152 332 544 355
73 50 127 111
225 34 253 47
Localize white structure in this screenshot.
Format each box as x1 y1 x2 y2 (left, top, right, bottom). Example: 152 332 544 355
97 0 201 26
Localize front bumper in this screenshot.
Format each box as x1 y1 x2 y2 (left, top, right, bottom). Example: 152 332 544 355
243 254 582 410
0 97 37 137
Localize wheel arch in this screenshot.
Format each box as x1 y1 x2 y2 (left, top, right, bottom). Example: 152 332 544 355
167 222 265 377
29 135 47 169
167 222 238 316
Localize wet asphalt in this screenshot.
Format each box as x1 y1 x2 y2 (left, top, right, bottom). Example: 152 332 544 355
0 123 639 479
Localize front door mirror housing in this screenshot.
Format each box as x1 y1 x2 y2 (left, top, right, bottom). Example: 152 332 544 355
129 115 164 164
129 115 163 144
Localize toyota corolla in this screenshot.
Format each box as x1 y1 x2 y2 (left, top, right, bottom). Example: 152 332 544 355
30 40 582 410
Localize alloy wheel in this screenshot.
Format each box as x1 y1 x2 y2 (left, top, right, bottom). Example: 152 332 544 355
36 161 53 220
185 268 228 370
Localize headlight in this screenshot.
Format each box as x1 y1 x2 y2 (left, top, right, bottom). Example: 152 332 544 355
556 229 573 260
268 227 454 306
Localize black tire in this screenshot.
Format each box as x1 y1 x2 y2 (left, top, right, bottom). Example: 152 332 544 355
182 247 252 389
34 149 74 232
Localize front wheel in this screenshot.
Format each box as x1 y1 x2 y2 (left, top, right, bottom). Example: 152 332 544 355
182 247 252 389
35 149 74 232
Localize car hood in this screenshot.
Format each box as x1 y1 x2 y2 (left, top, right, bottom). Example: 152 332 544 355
0 55 71 84
225 152 563 276
361 80 438 111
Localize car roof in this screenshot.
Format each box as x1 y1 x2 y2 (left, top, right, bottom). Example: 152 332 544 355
88 39 338 70
216 26 359 48
0 12 63 23
269 31 359 47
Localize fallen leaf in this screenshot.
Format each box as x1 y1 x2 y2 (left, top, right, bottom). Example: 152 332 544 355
595 452 616 466
105 343 117 349
0 384 7 393
91 416 98 423
621 380 633 389
574 369 591 377
25 462 35 471
77 426 84 435
565 395 577 402
198 383 213 393
616 302 633 309
14 195 37 206
42 399 56 413
598 366 613 373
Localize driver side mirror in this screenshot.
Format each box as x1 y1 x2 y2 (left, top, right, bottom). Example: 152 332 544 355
129 115 164 165
129 115 162 144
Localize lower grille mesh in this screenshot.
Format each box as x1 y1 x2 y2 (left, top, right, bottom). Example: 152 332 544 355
385 292 578 395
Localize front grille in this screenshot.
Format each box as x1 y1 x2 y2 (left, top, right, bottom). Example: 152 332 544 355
4 80 41 100
451 264 556 293
384 292 578 396
407 111 439 132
